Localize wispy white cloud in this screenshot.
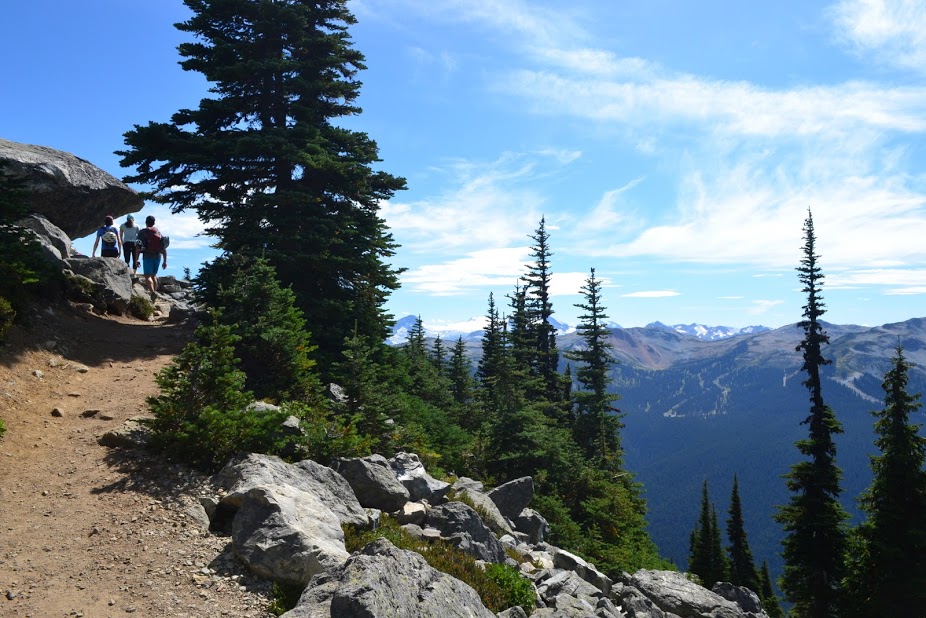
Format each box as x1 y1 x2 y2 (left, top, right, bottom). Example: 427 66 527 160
401 247 529 295
381 150 578 252
749 300 785 315
622 290 681 298
831 0 926 72
140 204 214 250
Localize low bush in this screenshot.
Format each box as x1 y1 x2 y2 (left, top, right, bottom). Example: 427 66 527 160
0 417 6 439
128 294 154 320
146 318 291 470
344 516 535 614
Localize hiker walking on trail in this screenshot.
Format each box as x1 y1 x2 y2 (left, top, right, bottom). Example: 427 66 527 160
138 215 168 295
119 214 140 272
92 215 121 259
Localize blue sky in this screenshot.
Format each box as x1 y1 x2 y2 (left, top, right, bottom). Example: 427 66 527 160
4 0 926 330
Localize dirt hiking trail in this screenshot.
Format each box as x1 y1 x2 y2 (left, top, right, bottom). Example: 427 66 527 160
0 305 274 617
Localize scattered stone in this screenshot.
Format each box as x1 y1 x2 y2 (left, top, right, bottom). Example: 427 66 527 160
81 409 100 418
32 370 44 378
51 408 64 417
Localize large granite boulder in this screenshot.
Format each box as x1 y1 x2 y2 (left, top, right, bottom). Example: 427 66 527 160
64 256 134 315
456 486 514 536
487 476 534 520
214 453 369 528
623 570 767 618
331 454 410 512
17 213 73 264
231 485 350 587
425 501 507 563
0 138 143 238
282 538 496 618
514 508 548 544
388 451 451 502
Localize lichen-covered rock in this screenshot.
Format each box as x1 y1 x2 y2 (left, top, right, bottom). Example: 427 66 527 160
231 485 349 586
487 477 534 520
514 508 548 544
63 257 133 315
282 538 495 618
331 454 410 512
0 138 142 238
17 213 73 264
214 453 369 528
623 570 766 618
426 501 507 563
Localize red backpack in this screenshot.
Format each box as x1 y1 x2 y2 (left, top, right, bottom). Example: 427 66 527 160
141 227 163 254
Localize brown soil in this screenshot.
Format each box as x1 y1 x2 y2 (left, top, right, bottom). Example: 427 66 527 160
0 304 275 617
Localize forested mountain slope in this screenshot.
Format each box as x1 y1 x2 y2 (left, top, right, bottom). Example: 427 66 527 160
564 318 926 578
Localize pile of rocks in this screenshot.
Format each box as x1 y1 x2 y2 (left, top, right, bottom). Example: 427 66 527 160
202 452 768 618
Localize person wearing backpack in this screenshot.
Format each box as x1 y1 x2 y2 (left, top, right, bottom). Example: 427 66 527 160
92 215 122 259
138 215 168 295
119 214 140 272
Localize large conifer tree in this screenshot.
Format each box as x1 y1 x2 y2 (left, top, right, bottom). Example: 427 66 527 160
846 346 926 616
118 0 405 367
522 217 562 403
775 209 847 618
726 475 759 593
564 268 622 466
689 480 728 587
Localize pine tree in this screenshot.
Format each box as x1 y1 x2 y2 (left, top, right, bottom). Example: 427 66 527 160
726 475 760 593
846 346 926 616
759 561 785 618
477 293 505 391
521 216 562 402
689 480 728 587
202 255 323 404
430 335 446 374
118 0 405 368
775 209 848 618
449 337 474 406
564 268 622 467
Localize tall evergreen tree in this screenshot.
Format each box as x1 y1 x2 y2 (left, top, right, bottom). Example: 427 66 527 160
775 209 848 618
726 475 759 593
564 268 622 466
845 346 926 616
430 335 446 374
522 216 562 402
477 293 504 391
759 561 785 618
118 0 405 368
449 337 474 406
689 480 728 587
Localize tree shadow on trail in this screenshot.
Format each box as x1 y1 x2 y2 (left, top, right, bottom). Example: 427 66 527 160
0 304 193 368
93 445 211 505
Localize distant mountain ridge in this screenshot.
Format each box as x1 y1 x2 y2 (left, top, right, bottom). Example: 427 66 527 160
388 314 766 346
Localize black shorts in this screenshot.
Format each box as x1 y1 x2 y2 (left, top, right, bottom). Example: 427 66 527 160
101 247 119 258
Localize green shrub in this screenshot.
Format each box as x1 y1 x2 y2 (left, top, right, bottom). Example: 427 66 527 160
146 318 269 470
0 296 14 342
0 417 6 439
281 401 371 462
195 255 324 405
344 516 535 614
128 294 154 320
